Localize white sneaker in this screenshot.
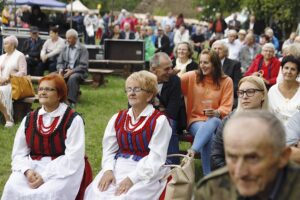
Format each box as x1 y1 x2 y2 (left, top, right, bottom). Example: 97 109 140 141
4 121 14 128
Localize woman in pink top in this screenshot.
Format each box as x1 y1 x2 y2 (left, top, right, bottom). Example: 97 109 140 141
181 49 233 175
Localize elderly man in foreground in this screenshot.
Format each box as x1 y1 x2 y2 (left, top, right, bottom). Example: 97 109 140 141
195 110 300 199
56 29 89 107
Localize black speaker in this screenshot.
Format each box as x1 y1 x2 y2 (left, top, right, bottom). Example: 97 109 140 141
85 45 104 60
104 39 144 61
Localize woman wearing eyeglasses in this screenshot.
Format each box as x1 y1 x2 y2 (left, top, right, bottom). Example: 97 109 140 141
268 55 300 125
2 74 90 200
211 76 268 170
84 70 172 199
181 49 233 175
244 43 281 88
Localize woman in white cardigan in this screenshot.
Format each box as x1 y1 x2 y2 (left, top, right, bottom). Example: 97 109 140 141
0 35 27 128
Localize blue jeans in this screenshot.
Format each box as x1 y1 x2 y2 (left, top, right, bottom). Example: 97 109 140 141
167 119 180 164
189 117 221 175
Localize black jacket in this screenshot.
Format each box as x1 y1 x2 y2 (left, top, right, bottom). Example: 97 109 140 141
222 58 241 108
155 34 171 55
120 31 136 40
157 75 186 132
211 111 235 171
21 37 44 59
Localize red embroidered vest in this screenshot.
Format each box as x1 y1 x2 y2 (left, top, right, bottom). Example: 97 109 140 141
25 107 78 160
114 109 163 161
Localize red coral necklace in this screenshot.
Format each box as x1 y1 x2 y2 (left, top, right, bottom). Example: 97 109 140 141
125 115 146 132
38 115 60 135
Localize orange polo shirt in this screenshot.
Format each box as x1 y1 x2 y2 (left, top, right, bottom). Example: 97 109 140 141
181 71 233 127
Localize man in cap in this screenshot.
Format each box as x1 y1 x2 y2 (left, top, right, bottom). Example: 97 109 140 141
21 26 44 75
195 110 300 199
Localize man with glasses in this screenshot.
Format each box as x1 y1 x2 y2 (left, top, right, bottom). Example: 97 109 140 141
149 52 185 164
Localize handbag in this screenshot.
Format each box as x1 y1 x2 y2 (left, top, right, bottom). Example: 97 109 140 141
10 75 35 100
164 154 195 200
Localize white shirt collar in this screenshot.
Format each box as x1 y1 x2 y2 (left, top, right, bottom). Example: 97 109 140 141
38 103 68 117
221 58 225 66
127 104 154 120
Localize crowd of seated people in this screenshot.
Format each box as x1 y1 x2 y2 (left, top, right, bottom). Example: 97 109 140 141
3 7 300 200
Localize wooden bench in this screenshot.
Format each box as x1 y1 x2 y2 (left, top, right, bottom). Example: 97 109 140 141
88 59 144 78
13 95 39 122
88 68 114 87
30 75 93 85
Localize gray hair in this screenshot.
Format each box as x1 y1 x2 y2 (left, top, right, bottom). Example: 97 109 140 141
225 110 286 155
150 52 171 69
4 35 18 48
212 40 229 57
66 29 78 39
262 42 275 51
287 43 300 59
227 29 237 36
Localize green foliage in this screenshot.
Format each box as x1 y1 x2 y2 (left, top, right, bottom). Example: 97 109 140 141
152 7 168 16
197 0 300 35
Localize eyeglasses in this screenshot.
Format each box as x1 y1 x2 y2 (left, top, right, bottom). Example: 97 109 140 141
237 88 263 98
38 87 56 92
125 87 149 93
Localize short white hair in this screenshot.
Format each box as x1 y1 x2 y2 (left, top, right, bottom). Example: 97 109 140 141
228 29 237 36
262 43 275 51
212 40 229 57
66 29 78 39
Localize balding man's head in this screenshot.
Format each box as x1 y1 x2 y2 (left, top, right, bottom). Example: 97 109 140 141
224 110 290 197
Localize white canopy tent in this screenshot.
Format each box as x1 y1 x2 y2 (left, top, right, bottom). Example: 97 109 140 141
67 0 89 13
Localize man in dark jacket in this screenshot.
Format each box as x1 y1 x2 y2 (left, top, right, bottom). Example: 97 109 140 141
211 13 227 39
150 52 186 164
21 26 44 76
212 40 241 108
155 26 171 55
120 22 135 40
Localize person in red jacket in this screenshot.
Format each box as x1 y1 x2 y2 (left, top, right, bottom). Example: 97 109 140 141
244 43 280 88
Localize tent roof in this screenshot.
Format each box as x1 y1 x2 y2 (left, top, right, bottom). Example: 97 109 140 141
7 0 66 8
67 0 89 12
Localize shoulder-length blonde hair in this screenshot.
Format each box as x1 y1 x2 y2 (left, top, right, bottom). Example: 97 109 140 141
235 76 269 112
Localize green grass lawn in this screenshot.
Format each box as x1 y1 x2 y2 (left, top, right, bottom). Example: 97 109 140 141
0 75 203 195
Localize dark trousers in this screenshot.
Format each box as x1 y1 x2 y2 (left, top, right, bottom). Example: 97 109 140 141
66 73 84 104
167 119 180 164
26 57 44 76
42 59 57 74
